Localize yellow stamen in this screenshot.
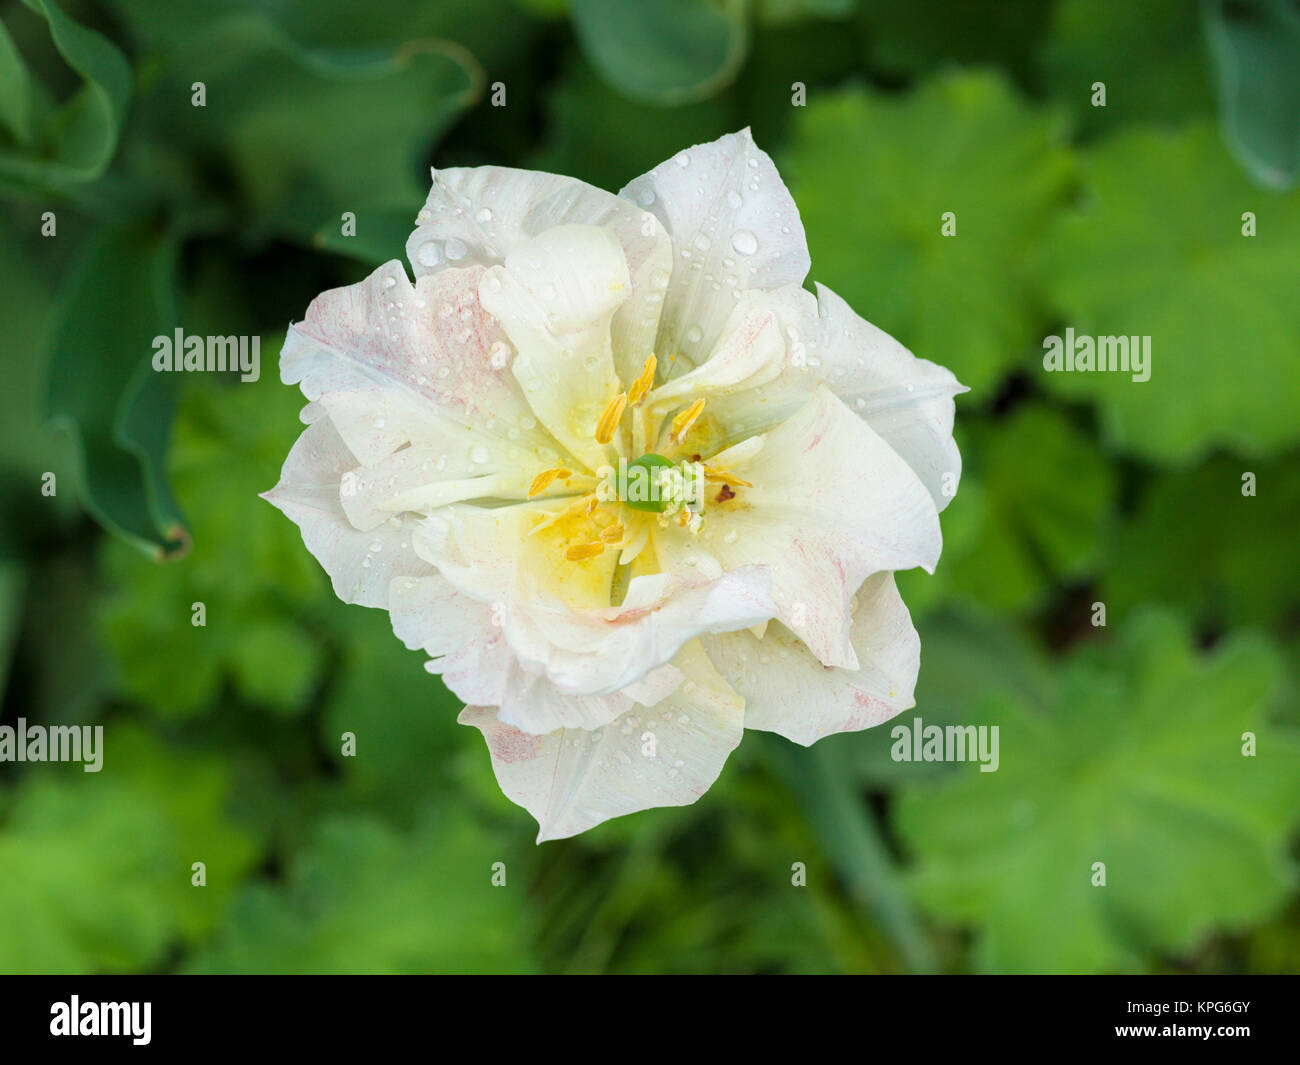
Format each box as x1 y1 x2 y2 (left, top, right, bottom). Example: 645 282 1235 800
627 355 657 406
600 523 625 544
527 466 572 498
595 392 628 445
565 541 605 561
671 398 705 441
703 467 752 488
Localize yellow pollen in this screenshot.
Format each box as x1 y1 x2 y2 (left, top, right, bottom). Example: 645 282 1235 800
703 467 752 488
627 355 657 405
671 398 705 441
600 523 625 544
527 467 572 497
565 541 605 561
595 392 628 444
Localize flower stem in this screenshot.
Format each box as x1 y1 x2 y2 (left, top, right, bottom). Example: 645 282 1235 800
771 736 939 973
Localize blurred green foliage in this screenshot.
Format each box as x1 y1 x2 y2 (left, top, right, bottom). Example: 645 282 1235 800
1 0 1298 974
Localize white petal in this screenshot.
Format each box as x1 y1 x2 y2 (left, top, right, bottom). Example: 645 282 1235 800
479 225 628 471
811 284 966 512
619 129 810 372
459 642 744 841
281 260 554 476
261 418 432 608
703 572 919 746
502 565 775 700
406 165 672 386
655 386 941 669
694 283 967 512
389 574 512 706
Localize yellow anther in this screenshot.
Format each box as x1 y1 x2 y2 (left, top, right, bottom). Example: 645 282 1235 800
527 467 572 498
703 467 752 488
565 541 605 561
671 398 706 441
594 392 628 445
627 355 657 406
600 523 625 544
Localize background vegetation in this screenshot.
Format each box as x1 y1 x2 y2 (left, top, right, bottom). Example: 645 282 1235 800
1 0 1298 974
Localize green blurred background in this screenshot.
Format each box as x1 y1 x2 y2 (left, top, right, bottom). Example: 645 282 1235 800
1 0 1298 974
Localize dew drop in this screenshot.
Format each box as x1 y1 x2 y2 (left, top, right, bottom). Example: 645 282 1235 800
444 237 468 261
731 230 759 256
416 242 441 267
475 207 493 224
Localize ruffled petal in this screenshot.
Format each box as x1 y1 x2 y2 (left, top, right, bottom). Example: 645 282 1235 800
261 418 433 609
619 129 810 374
459 643 744 841
654 386 941 669
406 165 672 386
479 225 629 471
808 284 965 512
703 572 919 745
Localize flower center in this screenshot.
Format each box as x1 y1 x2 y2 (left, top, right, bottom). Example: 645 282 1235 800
525 352 752 566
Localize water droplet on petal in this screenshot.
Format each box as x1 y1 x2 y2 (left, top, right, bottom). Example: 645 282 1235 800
731 230 759 256
444 237 468 261
475 208 493 224
416 242 441 267
675 151 690 168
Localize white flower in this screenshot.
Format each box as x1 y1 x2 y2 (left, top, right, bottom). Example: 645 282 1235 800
265 130 965 841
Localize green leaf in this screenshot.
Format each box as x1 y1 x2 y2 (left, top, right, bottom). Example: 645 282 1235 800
840 610 1057 786
1041 0 1214 137
756 0 856 24
898 405 1116 615
1204 0 1300 189
856 0 1053 86
0 0 132 193
896 611 1299 973
0 211 80 557
320 603 464 814
0 17 35 145
783 72 1074 395
187 810 535 973
1103 454 1300 629
43 223 186 557
569 0 748 105
530 51 732 191
1043 122 1300 462
134 12 478 241
309 205 421 266
0 725 260 973
100 367 329 717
